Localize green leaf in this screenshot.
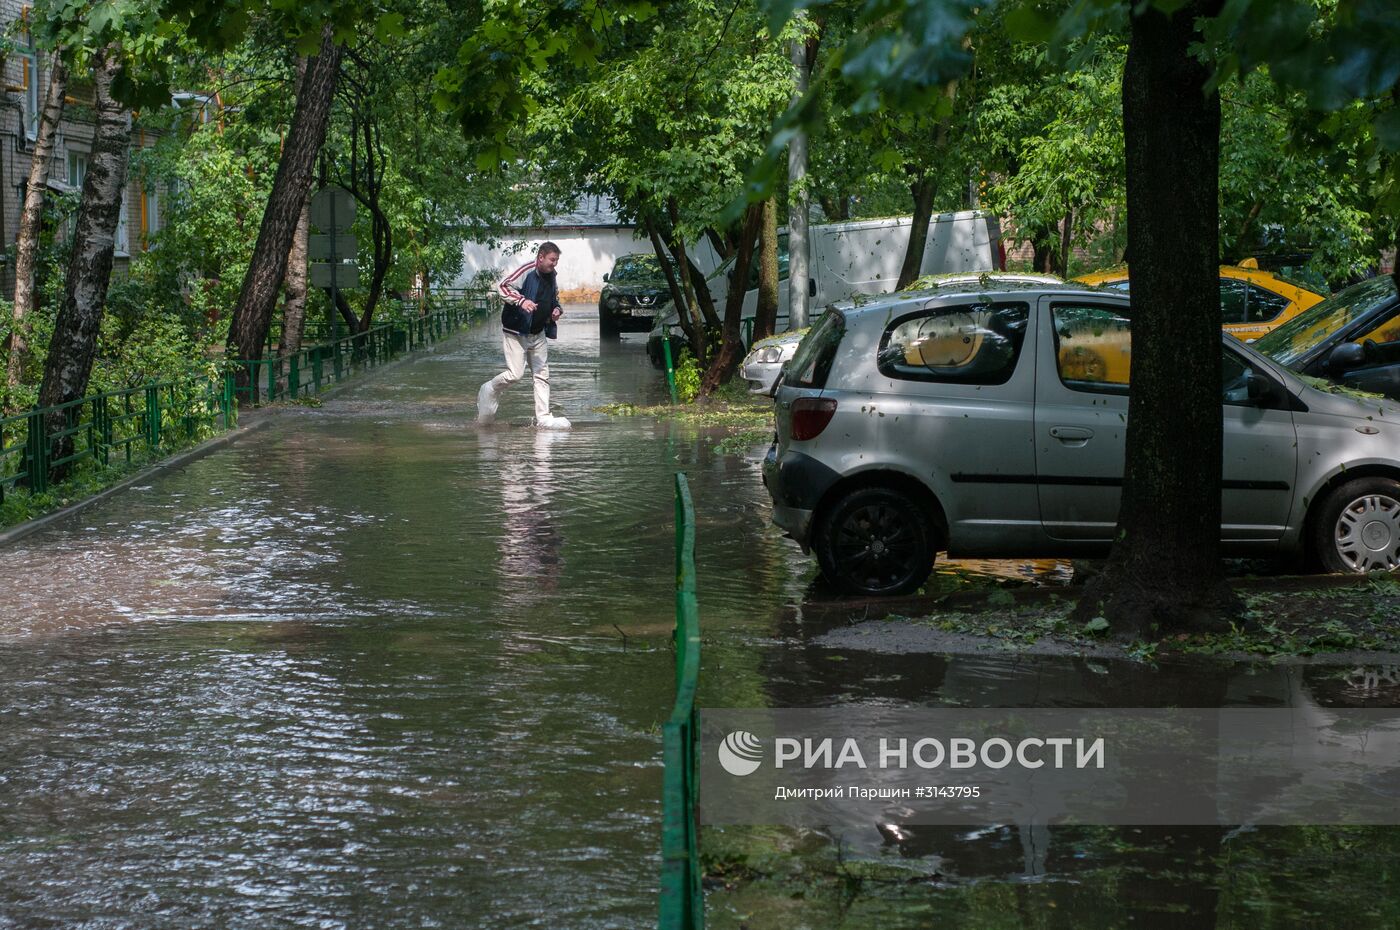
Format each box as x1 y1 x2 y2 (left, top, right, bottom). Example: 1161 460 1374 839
373 12 406 42
1004 6 1054 42
1084 617 1110 634
1376 108 1400 152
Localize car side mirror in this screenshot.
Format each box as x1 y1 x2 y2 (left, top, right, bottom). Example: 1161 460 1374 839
1328 342 1365 372
1245 371 1278 404
602 273 610 283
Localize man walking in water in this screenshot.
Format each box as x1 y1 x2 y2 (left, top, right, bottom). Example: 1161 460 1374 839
477 242 571 428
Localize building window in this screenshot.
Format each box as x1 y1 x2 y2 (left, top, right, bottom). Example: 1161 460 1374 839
20 48 39 141
68 151 87 188
115 196 129 255
142 186 159 247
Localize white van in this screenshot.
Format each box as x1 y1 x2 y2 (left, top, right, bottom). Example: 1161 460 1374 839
649 210 1003 361
809 210 1004 307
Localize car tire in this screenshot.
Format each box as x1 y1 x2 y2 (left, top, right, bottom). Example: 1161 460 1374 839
599 307 620 340
1312 477 1400 573
814 486 936 596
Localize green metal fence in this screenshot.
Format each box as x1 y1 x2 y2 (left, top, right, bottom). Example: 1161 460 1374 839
233 291 491 407
660 472 703 929
0 368 236 505
262 290 490 357
0 290 492 511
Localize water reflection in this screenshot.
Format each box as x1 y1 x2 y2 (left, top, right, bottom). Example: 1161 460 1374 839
0 313 796 929
2 309 1398 927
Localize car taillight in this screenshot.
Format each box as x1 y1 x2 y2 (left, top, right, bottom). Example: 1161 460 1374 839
791 397 837 441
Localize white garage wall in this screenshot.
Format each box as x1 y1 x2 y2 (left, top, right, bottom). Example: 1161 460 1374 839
456 228 652 292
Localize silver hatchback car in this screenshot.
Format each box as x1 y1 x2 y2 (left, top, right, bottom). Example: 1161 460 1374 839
763 279 1400 595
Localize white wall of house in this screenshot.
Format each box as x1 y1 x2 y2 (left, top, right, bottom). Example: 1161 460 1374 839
457 227 650 292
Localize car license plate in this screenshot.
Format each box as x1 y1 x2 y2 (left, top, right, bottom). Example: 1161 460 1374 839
630 308 652 317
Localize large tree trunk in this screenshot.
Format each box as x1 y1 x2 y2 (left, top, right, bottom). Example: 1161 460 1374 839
645 216 702 361
277 197 311 358
6 56 69 412
36 48 128 480
1073 0 1236 636
754 197 779 341
1032 238 1054 273
700 203 764 395
896 175 937 289
1056 207 1075 277
226 26 341 394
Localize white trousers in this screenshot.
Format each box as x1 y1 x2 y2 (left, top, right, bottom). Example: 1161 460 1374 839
480 331 550 421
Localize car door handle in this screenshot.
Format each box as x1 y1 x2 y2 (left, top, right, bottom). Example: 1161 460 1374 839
1050 426 1094 444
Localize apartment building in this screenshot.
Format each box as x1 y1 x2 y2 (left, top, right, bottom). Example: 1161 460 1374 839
0 2 181 294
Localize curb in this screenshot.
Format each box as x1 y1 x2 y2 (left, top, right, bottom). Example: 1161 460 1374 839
0 325 475 549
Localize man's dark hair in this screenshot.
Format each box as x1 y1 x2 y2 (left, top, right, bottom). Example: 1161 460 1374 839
538 241 561 257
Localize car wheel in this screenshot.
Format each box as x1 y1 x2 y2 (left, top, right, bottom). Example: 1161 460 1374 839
1313 477 1400 573
599 307 620 340
814 486 936 596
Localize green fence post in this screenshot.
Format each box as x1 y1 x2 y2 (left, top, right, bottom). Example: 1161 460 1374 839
222 373 235 428
96 396 111 466
662 334 680 405
660 473 702 930
145 383 161 449
25 410 47 494
289 354 300 399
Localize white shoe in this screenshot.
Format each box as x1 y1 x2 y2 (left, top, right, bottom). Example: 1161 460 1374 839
535 414 572 429
476 382 495 423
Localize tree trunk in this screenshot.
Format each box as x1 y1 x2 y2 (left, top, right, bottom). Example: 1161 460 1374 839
896 175 937 289
36 48 128 480
645 216 702 361
277 197 311 358
327 288 359 332
666 198 720 332
1032 239 1054 273
1056 207 1075 277
226 26 341 393
787 33 813 330
755 197 779 341
6 55 68 412
700 203 764 395
1072 0 1237 636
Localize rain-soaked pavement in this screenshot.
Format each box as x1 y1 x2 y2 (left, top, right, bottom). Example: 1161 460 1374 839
1 308 1399 928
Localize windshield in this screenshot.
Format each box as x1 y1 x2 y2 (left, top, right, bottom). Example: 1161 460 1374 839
1252 276 1396 367
787 308 845 389
610 254 667 282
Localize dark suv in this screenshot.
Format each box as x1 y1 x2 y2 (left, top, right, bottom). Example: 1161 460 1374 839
600 253 673 338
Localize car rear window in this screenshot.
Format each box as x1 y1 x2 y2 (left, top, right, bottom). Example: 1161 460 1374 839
878 301 1030 385
787 308 845 389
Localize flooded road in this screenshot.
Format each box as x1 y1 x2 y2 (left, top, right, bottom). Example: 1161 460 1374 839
0 310 808 928
2 308 1398 928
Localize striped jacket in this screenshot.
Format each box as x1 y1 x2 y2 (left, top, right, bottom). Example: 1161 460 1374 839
498 260 559 338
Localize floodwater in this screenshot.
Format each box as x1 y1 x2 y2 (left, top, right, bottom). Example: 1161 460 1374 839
1 308 1397 928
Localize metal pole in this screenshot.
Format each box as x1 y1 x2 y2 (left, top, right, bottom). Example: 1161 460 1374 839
662 333 679 405
329 189 341 345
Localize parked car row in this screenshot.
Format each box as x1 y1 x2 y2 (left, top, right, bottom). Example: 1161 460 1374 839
762 274 1400 596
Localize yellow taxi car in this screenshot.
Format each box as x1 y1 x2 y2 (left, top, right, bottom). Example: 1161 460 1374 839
1074 259 1326 341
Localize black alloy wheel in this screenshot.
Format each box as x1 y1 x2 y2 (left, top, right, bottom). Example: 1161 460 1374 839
815 486 935 596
